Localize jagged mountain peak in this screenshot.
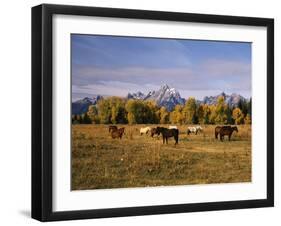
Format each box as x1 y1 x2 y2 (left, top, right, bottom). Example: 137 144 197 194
202 92 246 107
128 84 185 111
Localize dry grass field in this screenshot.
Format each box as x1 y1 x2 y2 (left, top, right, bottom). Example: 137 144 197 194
71 124 251 190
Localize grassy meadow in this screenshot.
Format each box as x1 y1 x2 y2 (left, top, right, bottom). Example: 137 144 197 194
71 124 251 190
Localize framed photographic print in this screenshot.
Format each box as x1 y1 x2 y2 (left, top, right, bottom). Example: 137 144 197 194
32 4 274 221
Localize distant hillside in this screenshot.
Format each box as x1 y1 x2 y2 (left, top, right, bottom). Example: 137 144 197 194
202 92 247 107
72 96 102 115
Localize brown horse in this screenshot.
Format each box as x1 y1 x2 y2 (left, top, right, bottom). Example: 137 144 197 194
215 126 232 139
109 125 118 133
111 127 125 139
150 128 158 137
218 126 238 141
155 127 179 145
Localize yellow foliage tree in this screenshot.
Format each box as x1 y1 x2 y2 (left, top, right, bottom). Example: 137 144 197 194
159 106 169 124
182 97 197 124
232 107 244 125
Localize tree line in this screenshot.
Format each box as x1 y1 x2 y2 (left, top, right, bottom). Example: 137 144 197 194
72 96 251 125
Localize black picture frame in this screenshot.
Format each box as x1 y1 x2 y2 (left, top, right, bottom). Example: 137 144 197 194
32 4 274 222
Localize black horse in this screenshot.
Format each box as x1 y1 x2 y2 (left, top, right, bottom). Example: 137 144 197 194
155 127 179 145
218 126 238 141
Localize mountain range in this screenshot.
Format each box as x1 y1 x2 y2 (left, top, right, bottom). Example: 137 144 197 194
127 84 185 111
72 84 248 115
72 95 103 115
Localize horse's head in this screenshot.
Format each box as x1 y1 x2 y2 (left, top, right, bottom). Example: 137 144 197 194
155 127 162 135
119 127 125 134
233 126 238 132
197 126 203 131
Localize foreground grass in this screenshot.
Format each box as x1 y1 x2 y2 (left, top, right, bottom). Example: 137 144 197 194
72 124 251 190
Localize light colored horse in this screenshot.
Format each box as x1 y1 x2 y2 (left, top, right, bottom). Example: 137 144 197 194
168 125 178 129
187 126 203 135
140 127 151 135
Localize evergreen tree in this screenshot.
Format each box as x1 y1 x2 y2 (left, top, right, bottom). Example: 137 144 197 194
82 113 92 124
244 113 251 124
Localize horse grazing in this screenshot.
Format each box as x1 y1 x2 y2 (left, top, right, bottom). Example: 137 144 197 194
168 125 178 129
140 127 151 135
156 127 179 145
215 126 230 139
218 126 238 141
187 126 203 135
111 127 125 139
109 125 118 133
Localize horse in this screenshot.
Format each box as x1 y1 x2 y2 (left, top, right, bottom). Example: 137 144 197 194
155 127 179 145
150 128 158 137
168 125 178 129
111 127 125 139
215 126 230 139
187 126 203 135
140 127 151 135
218 126 238 141
109 125 118 133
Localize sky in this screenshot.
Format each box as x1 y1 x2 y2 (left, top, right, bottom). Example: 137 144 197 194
71 34 251 101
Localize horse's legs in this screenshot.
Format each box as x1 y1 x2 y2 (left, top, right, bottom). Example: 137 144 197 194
174 135 178 145
229 132 232 141
166 137 168 144
162 135 165 144
220 135 224 141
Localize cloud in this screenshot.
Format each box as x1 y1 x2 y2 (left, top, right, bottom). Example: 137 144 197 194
71 35 251 100
72 35 192 68
72 58 251 99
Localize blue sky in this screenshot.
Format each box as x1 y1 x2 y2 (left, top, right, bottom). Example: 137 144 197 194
72 34 251 101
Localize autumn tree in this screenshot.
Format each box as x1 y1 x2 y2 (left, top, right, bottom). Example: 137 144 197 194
169 105 183 124
159 106 169 124
232 107 244 125
214 96 228 124
109 97 127 124
197 104 211 124
97 99 111 124
87 105 100 124
145 101 160 124
125 99 146 124
182 97 198 124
